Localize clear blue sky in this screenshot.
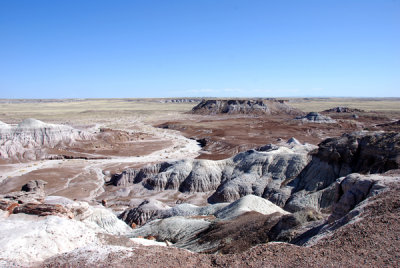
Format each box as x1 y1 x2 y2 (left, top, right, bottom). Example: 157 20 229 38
0 0 399 98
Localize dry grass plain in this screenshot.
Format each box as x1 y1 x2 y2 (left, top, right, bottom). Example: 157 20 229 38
1 98 400 126
0 98 196 126
0 98 400 124
288 97 400 113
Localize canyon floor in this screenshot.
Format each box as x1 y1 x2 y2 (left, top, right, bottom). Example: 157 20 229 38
0 97 400 267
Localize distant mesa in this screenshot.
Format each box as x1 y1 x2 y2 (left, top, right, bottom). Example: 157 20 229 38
191 99 304 115
295 112 336 123
159 98 201 103
323 106 365 113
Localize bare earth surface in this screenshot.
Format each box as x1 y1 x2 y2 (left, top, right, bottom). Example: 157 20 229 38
157 108 399 160
1 98 400 267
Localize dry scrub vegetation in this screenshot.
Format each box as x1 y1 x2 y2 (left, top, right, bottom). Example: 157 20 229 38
1 97 400 126
288 97 400 112
0 99 196 125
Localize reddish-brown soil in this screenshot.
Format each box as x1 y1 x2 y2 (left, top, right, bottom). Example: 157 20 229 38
48 129 172 159
157 112 397 160
0 166 83 195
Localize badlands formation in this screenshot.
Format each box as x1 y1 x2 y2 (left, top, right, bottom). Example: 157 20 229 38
0 118 92 161
191 98 303 115
0 98 400 267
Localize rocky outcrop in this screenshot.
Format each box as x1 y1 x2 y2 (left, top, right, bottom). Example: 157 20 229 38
328 173 391 222
316 131 400 173
295 112 336 123
268 208 324 242
0 208 132 266
189 211 284 254
1 130 400 266
127 195 291 252
111 141 315 206
1 180 47 204
0 118 92 160
31 171 398 263
129 216 211 244
284 131 400 212
112 131 400 217
159 98 200 103
191 99 303 115
13 203 74 218
255 172 399 246
0 180 74 218
323 107 364 113
21 179 47 192
119 195 288 227
110 162 176 187
83 207 132 235
119 200 227 226
39 181 400 267
0 121 399 268
292 172 400 247
0 189 133 266
119 199 171 226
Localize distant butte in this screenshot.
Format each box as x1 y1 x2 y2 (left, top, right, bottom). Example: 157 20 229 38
191 99 304 115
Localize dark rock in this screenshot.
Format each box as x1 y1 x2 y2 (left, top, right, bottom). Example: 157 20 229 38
328 173 390 223
119 199 169 226
3 190 45 204
268 208 323 242
284 131 400 212
13 203 73 218
315 131 400 174
191 99 303 115
257 144 279 152
295 112 336 123
194 211 283 254
323 107 364 113
196 138 207 148
21 180 47 192
0 180 48 204
0 199 18 212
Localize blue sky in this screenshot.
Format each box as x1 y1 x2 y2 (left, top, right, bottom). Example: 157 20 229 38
0 0 399 98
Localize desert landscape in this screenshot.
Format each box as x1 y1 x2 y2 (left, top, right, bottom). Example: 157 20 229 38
1 1 399 266
0 97 399 267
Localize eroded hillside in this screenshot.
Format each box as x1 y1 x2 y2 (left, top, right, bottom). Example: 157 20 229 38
1 98 400 267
